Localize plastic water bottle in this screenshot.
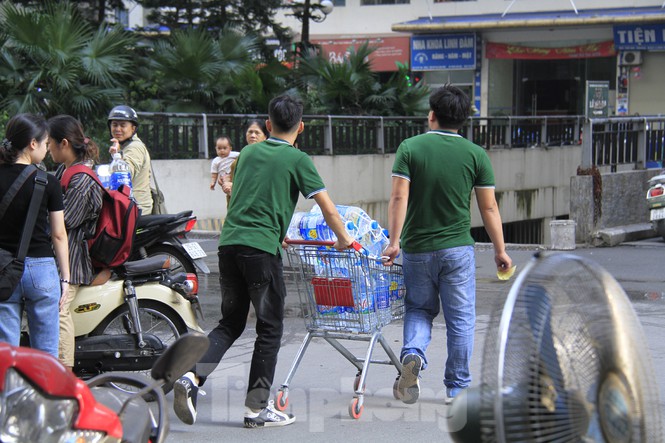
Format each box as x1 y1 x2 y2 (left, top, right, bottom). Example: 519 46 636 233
355 275 376 332
109 153 131 191
95 164 111 189
286 212 307 241
336 205 389 257
374 272 391 325
299 212 337 241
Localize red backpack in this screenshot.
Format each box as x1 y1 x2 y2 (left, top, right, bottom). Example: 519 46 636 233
61 165 138 268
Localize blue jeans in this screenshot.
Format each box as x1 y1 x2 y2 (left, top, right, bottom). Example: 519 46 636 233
0 257 60 358
401 245 475 392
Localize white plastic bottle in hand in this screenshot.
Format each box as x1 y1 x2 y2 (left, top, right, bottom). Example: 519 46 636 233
109 153 132 191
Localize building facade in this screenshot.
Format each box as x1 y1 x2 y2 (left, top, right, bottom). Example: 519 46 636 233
276 0 665 117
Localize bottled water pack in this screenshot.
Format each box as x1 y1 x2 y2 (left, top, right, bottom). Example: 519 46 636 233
287 204 389 257
287 205 395 331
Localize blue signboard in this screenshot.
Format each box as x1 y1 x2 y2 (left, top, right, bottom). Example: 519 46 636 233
411 34 476 71
614 24 665 50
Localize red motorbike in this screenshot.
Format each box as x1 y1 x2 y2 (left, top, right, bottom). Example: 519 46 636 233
0 333 208 443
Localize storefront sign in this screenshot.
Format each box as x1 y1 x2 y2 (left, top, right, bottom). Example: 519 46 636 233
485 41 616 59
311 36 409 72
585 81 610 118
410 34 476 71
614 24 665 50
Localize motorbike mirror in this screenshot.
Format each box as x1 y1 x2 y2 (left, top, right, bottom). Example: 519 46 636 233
151 333 209 383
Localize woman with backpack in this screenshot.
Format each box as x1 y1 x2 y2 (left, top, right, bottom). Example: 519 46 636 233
48 115 103 370
0 113 70 359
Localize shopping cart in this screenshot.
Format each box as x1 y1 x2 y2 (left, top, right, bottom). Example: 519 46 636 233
276 240 405 419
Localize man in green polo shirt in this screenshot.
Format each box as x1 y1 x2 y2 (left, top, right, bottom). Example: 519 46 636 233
173 94 354 428
383 85 512 406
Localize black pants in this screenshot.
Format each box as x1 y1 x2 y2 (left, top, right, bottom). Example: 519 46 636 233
195 245 286 409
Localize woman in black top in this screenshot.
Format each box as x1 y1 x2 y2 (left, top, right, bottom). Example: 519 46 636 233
49 115 103 369
0 114 70 358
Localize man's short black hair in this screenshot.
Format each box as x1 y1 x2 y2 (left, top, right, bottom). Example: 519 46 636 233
268 94 303 133
429 85 471 130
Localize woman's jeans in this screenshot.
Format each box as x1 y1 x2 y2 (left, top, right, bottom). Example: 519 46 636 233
0 257 60 358
195 245 286 410
401 245 475 392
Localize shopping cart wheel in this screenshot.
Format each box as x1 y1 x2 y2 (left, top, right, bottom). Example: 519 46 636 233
392 376 402 400
276 389 289 411
348 397 364 420
353 372 366 394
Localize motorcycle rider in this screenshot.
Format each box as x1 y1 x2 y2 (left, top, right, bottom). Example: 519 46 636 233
107 105 153 215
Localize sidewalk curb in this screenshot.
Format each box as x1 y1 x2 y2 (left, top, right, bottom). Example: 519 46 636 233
592 223 655 247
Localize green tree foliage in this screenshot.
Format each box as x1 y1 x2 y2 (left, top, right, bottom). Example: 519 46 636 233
144 27 278 113
294 43 430 116
0 1 136 126
9 0 126 26
135 0 291 48
0 2 429 123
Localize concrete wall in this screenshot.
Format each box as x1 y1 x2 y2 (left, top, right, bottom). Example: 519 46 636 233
154 144 581 232
570 169 660 242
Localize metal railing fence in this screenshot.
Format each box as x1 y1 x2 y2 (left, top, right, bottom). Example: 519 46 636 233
581 117 665 170
137 112 586 160
137 112 665 170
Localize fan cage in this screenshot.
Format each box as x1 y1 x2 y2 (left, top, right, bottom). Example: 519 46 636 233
478 252 663 443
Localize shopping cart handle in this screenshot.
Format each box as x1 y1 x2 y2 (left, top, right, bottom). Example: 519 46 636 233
284 239 335 246
284 239 364 251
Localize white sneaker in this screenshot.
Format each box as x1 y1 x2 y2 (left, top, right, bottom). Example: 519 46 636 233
244 401 295 428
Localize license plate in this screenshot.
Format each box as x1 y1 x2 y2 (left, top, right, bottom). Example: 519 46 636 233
650 207 665 221
182 242 207 259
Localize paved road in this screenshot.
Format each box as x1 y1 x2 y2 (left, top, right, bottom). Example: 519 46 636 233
164 236 665 442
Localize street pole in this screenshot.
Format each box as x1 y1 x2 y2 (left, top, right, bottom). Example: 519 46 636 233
301 0 311 50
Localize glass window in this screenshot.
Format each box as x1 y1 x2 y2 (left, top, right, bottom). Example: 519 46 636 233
115 8 129 27
332 0 346 5
361 0 409 5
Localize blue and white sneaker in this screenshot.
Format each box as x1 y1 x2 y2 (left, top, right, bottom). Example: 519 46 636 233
173 372 198 425
244 401 295 428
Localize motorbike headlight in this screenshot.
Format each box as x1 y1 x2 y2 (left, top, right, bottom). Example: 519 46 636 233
0 368 109 443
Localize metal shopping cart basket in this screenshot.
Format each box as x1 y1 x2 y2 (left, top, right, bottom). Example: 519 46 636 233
276 240 405 419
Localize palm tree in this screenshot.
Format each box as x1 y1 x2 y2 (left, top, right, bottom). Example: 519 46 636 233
379 63 431 116
293 42 430 116
0 1 136 125
295 42 378 115
146 27 268 113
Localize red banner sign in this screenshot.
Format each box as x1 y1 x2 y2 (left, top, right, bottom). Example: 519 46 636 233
311 36 410 72
486 41 616 60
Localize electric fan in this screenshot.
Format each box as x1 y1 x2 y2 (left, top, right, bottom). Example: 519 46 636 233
448 251 663 443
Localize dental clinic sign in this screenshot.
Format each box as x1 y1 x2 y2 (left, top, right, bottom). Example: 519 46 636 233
411 34 476 71
614 24 665 50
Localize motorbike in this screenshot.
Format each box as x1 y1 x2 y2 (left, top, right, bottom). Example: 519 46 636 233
0 332 209 443
73 255 204 379
22 255 203 385
646 172 665 240
131 210 210 276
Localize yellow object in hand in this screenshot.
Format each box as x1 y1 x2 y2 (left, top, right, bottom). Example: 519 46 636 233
497 265 517 281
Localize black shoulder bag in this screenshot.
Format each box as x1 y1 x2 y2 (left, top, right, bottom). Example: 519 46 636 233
0 166 48 301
